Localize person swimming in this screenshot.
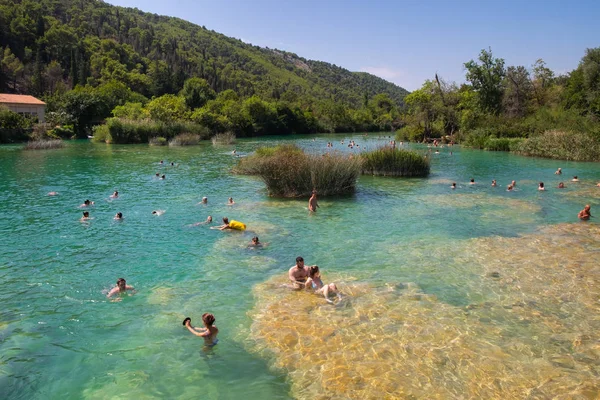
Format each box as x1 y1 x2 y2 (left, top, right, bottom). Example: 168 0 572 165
538 182 545 191
110 191 119 198
305 266 342 304
470 178 475 185
183 313 219 346
227 197 235 205
491 179 497 187
107 278 135 298
578 204 591 220
80 199 94 207
48 191 59 196
200 197 208 204
248 236 264 248
80 211 91 221
190 216 213 227
451 182 456 189
507 184 514 191
558 182 565 188
572 176 579 182
114 212 123 220
212 217 246 231
161 175 166 180
555 168 562 175
152 210 165 216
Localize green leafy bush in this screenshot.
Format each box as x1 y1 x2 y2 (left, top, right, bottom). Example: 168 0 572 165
395 125 424 142
483 138 524 152
48 125 75 139
92 125 111 143
0 106 32 143
361 147 430 177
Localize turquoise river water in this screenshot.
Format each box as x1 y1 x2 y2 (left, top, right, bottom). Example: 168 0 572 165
1 135 599 399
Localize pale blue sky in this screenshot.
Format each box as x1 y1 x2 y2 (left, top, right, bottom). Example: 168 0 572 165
107 0 599 91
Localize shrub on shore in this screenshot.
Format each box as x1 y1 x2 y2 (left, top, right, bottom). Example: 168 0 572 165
211 132 236 145
24 139 64 150
233 144 361 197
361 147 430 177
483 138 524 152
169 133 200 146
515 130 600 161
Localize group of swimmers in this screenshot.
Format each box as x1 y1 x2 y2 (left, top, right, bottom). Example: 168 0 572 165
449 168 597 220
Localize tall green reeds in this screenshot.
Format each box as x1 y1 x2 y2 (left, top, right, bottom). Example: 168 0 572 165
515 130 600 161
483 138 524 152
361 147 430 177
233 144 361 197
91 118 211 144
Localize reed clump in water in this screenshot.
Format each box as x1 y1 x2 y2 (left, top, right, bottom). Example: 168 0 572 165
148 136 168 146
169 133 200 146
233 144 361 197
211 131 236 145
361 146 430 177
24 139 64 150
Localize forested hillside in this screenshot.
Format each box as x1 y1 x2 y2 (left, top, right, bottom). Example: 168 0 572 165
0 0 409 140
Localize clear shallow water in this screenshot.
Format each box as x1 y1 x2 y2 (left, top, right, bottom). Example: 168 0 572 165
1 136 599 399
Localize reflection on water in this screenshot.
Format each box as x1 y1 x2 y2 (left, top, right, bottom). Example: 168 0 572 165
248 224 600 399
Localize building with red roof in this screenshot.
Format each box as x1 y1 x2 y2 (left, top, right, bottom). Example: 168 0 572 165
0 94 46 123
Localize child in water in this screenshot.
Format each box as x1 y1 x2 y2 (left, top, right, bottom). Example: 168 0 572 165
183 313 219 346
305 266 342 304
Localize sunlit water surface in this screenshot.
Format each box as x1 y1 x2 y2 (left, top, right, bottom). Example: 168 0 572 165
1 135 599 399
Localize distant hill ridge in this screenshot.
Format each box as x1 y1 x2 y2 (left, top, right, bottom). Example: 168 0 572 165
0 0 409 106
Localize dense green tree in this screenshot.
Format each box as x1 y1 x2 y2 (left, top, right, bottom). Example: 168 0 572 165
531 59 554 107
1 46 23 91
146 94 187 122
503 66 533 118
180 77 215 109
464 48 505 114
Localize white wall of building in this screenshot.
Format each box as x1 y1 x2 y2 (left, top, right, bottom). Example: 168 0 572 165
2 103 45 123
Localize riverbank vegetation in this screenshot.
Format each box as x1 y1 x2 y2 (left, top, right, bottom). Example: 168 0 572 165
233 145 362 197
398 48 600 161
0 0 407 143
361 147 430 177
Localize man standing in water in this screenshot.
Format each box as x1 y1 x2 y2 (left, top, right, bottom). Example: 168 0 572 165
308 190 319 212
288 256 311 289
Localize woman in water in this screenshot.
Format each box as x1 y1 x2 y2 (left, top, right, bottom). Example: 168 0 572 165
305 266 342 304
183 313 219 346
